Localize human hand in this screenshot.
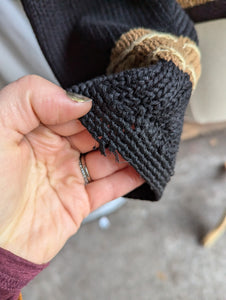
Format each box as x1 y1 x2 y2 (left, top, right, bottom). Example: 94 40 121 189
0 75 144 264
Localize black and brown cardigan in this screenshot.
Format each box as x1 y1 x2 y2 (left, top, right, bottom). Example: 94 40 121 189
20 0 225 201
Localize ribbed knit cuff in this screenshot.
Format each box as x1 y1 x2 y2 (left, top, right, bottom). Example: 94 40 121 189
0 247 49 300
69 60 192 200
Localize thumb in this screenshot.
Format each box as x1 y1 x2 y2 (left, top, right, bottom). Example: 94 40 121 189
0 75 92 140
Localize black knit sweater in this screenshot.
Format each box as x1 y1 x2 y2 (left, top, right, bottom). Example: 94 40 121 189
21 0 201 201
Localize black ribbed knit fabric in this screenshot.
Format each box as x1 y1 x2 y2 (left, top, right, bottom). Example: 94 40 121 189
21 0 198 201
185 0 226 23
68 61 192 200
21 0 198 87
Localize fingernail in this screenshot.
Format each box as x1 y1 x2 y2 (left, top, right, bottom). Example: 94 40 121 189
66 91 92 103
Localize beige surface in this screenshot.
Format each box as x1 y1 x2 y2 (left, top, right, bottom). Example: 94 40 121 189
186 19 226 124
182 121 226 140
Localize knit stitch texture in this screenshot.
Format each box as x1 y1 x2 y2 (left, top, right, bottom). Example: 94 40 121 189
21 0 199 200
21 0 198 87
68 61 192 200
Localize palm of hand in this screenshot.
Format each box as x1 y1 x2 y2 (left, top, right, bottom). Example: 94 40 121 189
0 76 144 264
0 125 89 264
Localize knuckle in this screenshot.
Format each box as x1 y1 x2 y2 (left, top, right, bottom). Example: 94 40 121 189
17 74 42 86
15 75 43 98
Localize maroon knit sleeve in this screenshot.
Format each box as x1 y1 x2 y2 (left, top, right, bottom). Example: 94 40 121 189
0 247 49 300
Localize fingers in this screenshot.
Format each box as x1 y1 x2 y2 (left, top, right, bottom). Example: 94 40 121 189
85 149 128 180
67 130 99 153
47 119 86 136
86 166 144 211
0 75 92 140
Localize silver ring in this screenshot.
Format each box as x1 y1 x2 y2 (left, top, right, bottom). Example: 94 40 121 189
79 155 92 185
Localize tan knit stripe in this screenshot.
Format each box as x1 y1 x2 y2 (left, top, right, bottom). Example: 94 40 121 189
107 28 201 89
153 47 198 88
109 29 155 73
109 31 179 74
177 0 214 9
111 28 151 62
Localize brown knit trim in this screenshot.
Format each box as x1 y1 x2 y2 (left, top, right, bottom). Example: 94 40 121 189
177 0 214 9
107 28 201 90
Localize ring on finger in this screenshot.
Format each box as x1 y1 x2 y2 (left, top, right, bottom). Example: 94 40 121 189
79 154 92 185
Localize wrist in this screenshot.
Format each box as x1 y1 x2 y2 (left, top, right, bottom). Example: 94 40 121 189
0 247 49 295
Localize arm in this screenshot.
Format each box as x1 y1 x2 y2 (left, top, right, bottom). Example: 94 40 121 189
0 248 47 300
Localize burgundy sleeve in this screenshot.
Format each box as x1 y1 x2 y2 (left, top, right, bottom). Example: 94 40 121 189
0 247 49 300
